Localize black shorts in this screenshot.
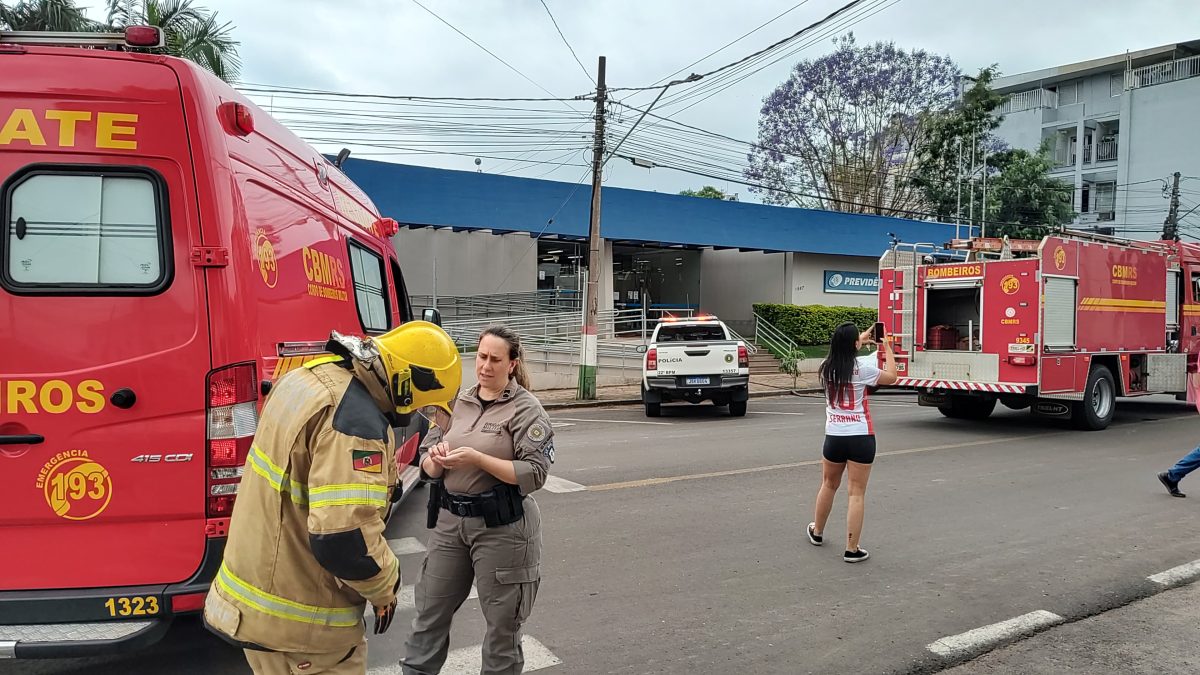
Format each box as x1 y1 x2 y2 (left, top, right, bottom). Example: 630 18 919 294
822 434 877 464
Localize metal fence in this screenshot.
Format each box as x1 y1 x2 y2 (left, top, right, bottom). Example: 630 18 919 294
1126 54 1200 90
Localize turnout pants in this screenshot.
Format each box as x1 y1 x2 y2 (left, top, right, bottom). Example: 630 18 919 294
244 639 366 675
402 497 542 675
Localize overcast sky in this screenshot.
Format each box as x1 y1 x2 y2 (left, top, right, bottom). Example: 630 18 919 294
80 0 1200 200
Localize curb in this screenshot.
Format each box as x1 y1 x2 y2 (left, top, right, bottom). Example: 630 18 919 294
539 387 825 410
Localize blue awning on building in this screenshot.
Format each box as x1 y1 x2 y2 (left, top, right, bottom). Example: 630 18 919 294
340 158 961 257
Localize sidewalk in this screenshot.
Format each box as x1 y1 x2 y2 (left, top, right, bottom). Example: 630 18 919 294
940 579 1200 674
534 373 821 409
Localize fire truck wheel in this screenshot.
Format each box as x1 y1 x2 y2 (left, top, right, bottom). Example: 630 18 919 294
1073 366 1116 431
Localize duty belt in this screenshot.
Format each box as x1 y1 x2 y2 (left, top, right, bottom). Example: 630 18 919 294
440 491 503 517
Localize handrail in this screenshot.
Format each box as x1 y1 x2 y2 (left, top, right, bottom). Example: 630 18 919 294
753 311 799 359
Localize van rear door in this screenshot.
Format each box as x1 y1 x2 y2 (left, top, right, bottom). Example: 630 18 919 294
0 53 211 592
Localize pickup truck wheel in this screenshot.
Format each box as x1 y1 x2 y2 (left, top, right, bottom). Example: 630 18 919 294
729 400 747 417
645 401 661 417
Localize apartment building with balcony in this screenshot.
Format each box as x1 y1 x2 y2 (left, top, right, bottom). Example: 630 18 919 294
992 39 1200 234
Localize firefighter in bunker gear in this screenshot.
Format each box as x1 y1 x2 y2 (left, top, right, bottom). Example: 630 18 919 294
203 321 460 675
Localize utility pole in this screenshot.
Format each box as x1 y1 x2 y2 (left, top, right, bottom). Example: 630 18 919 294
1163 171 1182 241
577 55 606 400
981 146 988 239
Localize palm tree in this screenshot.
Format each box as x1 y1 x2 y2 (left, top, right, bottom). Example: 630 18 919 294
0 0 97 31
106 0 240 82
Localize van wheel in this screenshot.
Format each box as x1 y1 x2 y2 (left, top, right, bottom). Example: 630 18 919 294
645 401 661 417
1072 366 1115 431
729 401 747 417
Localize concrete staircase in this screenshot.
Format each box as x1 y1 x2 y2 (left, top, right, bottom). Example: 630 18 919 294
748 349 783 376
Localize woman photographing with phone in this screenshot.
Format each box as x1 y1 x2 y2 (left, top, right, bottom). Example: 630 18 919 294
806 322 898 563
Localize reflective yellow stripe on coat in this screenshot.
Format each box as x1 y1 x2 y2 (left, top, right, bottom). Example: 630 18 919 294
215 562 361 627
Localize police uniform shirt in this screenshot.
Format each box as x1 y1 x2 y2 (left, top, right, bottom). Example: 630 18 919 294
426 382 554 496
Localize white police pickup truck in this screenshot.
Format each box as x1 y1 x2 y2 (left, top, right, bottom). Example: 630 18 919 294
636 316 750 417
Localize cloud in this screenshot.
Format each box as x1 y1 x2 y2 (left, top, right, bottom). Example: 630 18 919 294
78 0 1200 198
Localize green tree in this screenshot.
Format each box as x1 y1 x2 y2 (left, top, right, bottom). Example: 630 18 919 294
911 66 1074 238
679 185 738 201
910 66 1006 221
986 143 1075 239
0 0 97 31
106 0 241 82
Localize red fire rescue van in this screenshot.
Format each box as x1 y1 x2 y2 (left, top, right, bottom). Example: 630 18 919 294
0 28 429 657
879 230 1200 430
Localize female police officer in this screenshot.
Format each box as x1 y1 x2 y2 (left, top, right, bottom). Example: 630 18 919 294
401 324 554 675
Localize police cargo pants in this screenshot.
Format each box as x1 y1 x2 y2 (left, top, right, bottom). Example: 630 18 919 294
402 497 541 675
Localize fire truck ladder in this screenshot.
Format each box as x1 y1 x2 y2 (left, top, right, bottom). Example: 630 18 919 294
883 242 941 365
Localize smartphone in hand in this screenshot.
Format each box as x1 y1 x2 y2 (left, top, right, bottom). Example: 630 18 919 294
872 322 885 342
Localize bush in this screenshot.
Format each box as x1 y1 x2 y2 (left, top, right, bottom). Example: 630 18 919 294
754 303 878 346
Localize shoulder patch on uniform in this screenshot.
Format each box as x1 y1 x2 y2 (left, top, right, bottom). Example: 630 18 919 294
352 449 384 473
527 422 549 444
332 378 389 441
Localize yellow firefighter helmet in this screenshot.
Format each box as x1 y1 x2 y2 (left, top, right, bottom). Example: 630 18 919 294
371 321 461 415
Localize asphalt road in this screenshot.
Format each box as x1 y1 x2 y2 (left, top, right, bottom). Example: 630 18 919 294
6 393 1200 674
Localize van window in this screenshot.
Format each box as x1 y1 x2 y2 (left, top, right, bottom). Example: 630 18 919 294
3 170 167 292
348 240 389 333
390 257 413 323
657 324 726 342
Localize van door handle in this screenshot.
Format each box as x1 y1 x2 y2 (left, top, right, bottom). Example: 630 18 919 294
0 434 43 445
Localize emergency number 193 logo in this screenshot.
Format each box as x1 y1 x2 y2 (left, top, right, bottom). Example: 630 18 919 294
35 450 113 520
255 228 278 289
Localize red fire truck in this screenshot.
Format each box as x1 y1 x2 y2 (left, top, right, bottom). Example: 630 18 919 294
878 230 1200 430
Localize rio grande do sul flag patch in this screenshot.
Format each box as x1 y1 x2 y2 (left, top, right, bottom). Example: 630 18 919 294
352 449 384 474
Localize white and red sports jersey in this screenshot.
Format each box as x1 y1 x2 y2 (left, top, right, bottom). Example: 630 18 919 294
824 355 882 436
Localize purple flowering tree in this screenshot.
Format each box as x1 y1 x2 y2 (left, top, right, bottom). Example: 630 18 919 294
745 34 959 215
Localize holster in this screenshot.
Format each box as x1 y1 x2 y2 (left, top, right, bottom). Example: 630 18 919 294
426 479 445 529
478 482 525 528
440 482 525 528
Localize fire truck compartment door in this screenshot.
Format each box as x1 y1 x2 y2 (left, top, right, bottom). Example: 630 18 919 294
1044 277 1077 349
1147 354 1188 392
1167 270 1181 327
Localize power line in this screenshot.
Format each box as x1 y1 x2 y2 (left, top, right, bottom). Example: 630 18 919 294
608 0 877 94
409 0 569 102
238 83 578 103
538 0 593 85
632 0 815 94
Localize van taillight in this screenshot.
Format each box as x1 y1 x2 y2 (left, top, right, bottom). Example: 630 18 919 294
206 363 258 520
738 345 749 369
647 348 657 371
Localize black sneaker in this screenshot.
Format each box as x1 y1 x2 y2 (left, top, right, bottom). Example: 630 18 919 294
807 523 823 546
1158 471 1186 498
844 548 870 563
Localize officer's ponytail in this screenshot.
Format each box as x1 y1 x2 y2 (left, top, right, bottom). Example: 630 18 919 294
480 325 531 391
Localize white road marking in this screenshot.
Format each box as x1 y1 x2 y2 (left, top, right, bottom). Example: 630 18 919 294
388 537 427 557
927 610 1064 658
552 417 673 426
542 475 587 493
550 422 575 428
1148 558 1200 586
747 411 806 416
367 635 560 674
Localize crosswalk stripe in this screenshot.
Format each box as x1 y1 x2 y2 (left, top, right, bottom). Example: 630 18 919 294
388 537 427 557
542 475 587 494
366 635 561 674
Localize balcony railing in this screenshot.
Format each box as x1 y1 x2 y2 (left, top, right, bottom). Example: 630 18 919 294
998 88 1058 115
1126 54 1200 90
1095 139 1118 162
